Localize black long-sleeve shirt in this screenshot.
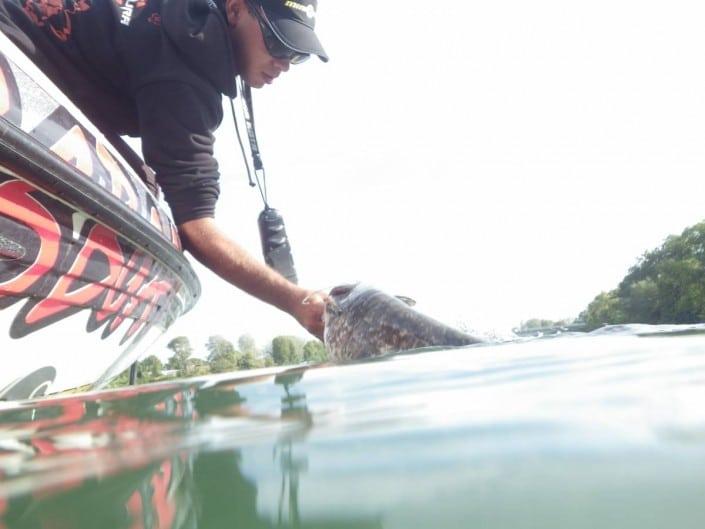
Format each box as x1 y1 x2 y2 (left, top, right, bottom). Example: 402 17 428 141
0 0 237 224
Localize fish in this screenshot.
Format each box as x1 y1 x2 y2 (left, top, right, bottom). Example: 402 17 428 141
323 283 483 360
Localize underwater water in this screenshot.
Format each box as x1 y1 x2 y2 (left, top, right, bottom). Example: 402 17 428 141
1 325 705 529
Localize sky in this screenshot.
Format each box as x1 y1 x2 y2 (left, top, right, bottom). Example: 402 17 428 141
156 0 705 358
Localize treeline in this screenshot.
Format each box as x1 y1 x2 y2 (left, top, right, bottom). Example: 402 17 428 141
110 334 328 387
515 221 705 333
515 318 573 332
580 221 705 330
513 318 581 336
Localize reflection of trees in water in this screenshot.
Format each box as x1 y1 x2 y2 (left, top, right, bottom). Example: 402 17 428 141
0 372 383 529
192 446 382 529
274 372 311 528
191 370 381 529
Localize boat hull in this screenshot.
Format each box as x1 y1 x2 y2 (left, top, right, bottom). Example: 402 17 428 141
0 34 200 397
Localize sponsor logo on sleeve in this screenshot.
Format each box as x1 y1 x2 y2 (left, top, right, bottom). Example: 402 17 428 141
117 0 147 26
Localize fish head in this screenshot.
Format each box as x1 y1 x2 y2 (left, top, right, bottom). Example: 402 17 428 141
325 283 413 312
323 283 420 361
323 283 482 361
323 283 362 327
325 283 358 313
323 283 372 359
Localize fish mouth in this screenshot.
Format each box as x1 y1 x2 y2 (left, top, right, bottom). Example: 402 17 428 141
329 284 357 297
0 234 26 261
325 283 359 316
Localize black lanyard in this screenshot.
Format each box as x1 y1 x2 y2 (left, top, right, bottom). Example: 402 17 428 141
230 79 268 207
229 82 298 284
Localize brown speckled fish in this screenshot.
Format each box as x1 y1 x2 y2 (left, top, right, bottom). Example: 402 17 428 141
323 283 483 361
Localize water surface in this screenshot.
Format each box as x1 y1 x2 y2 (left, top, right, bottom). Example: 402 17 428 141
2 326 705 528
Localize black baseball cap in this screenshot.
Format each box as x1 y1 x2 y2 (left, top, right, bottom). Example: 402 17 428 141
250 0 329 62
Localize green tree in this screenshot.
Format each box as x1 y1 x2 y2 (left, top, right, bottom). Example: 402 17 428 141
237 335 258 356
581 220 705 328
188 357 212 376
237 351 261 370
166 336 193 376
208 350 238 373
654 257 705 322
139 355 163 381
206 336 239 373
623 278 660 323
618 222 705 324
517 319 571 332
522 319 551 330
302 340 328 363
271 336 303 366
206 335 236 357
581 290 626 330
107 369 130 388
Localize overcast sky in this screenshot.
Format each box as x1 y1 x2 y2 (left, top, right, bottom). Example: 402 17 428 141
157 0 705 357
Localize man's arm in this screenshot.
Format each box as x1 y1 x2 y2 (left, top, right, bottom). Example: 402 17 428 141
179 217 326 340
135 83 326 338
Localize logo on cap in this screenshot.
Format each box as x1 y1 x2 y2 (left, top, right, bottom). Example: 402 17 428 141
284 1 316 19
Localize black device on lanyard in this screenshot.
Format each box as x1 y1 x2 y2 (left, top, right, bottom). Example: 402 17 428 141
230 81 298 284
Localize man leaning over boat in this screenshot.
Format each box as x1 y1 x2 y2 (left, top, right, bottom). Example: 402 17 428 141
0 0 329 339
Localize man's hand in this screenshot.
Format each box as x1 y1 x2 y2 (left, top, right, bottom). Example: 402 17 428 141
293 290 328 341
178 217 326 339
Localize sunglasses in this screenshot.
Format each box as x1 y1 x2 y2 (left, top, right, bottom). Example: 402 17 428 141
250 4 310 64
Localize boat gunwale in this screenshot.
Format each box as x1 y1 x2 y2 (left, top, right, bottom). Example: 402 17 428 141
0 118 201 310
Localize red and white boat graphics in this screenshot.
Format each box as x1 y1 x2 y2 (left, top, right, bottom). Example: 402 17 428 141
0 33 200 398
